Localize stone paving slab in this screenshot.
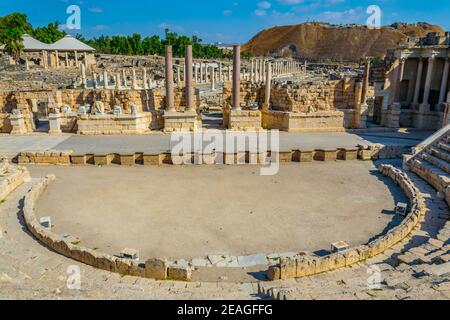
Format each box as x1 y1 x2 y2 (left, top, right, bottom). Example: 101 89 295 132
0 130 431 158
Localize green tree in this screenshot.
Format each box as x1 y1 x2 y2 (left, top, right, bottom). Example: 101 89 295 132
31 22 66 43
0 13 32 62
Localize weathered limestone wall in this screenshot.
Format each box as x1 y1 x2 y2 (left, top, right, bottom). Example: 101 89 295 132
267 165 427 281
0 161 30 202
0 113 12 133
270 79 357 113
262 110 345 132
77 113 153 135
222 82 264 109
0 89 153 114
224 109 262 131
147 87 201 112
0 88 176 134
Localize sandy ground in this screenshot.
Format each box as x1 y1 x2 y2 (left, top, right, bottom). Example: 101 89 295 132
28 162 406 261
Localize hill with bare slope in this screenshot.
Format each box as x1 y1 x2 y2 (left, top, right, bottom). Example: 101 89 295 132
242 22 445 61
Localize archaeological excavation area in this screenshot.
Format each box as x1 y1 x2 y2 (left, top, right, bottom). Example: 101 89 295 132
26 162 406 281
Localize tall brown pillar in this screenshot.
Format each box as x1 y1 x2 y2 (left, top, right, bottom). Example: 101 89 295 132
185 45 195 111
232 45 241 111
361 58 371 106
393 58 406 104
165 45 175 111
421 55 435 110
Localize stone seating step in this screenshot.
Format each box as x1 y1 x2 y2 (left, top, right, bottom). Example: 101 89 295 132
412 159 450 187
429 146 450 163
422 153 450 175
437 142 450 153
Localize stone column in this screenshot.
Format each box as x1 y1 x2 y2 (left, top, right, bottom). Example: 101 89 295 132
116 73 121 90
103 70 108 89
263 62 272 111
55 50 60 68
42 50 48 69
122 69 127 87
93 72 98 89
176 65 181 86
251 59 255 83
361 58 371 107
228 65 232 82
232 45 241 111
218 62 223 82
413 58 424 106
354 81 363 128
421 55 435 110
65 52 69 67
132 68 138 90
194 63 198 83
25 57 29 70
83 52 88 70
261 59 266 83
393 58 406 105
211 66 216 91
200 63 204 83
143 69 148 89
185 45 195 111
439 58 450 104
74 51 79 67
165 45 175 111
81 64 87 89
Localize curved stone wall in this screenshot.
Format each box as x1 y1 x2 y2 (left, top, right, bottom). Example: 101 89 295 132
267 164 427 280
23 175 192 281
0 161 30 202
23 165 426 283
0 161 30 237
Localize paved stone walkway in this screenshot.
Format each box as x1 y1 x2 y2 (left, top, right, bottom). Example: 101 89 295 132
0 130 432 158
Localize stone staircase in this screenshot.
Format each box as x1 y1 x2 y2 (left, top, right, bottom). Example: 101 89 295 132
407 127 450 202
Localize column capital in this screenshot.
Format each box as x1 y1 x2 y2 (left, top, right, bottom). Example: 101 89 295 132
423 50 438 59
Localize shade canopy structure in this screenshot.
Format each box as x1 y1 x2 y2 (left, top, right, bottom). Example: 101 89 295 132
0 34 50 51
0 34 95 53
49 35 95 52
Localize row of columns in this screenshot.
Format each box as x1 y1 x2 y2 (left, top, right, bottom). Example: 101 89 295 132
176 62 233 85
163 44 245 112
30 50 89 70
393 55 450 110
164 45 195 111
84 68 161 90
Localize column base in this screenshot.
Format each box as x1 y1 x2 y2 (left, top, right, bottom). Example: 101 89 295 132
419 103 430 113
225 109 262 131
392 102 402 112
163 110 200 132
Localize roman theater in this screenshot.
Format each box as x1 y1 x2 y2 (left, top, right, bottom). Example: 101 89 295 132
1 30 450 300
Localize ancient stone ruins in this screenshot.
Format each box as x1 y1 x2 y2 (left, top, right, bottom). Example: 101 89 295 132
0 31 450 301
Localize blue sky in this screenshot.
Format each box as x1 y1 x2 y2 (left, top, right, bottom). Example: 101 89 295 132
1 0 449 43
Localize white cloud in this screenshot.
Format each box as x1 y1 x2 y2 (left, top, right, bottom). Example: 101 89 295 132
276 0 304 5
254 9 268 16
89 7 104 13
92 25 110 31
258 1 272 9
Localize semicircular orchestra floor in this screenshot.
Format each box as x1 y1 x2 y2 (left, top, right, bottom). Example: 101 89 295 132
27 161 407 265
